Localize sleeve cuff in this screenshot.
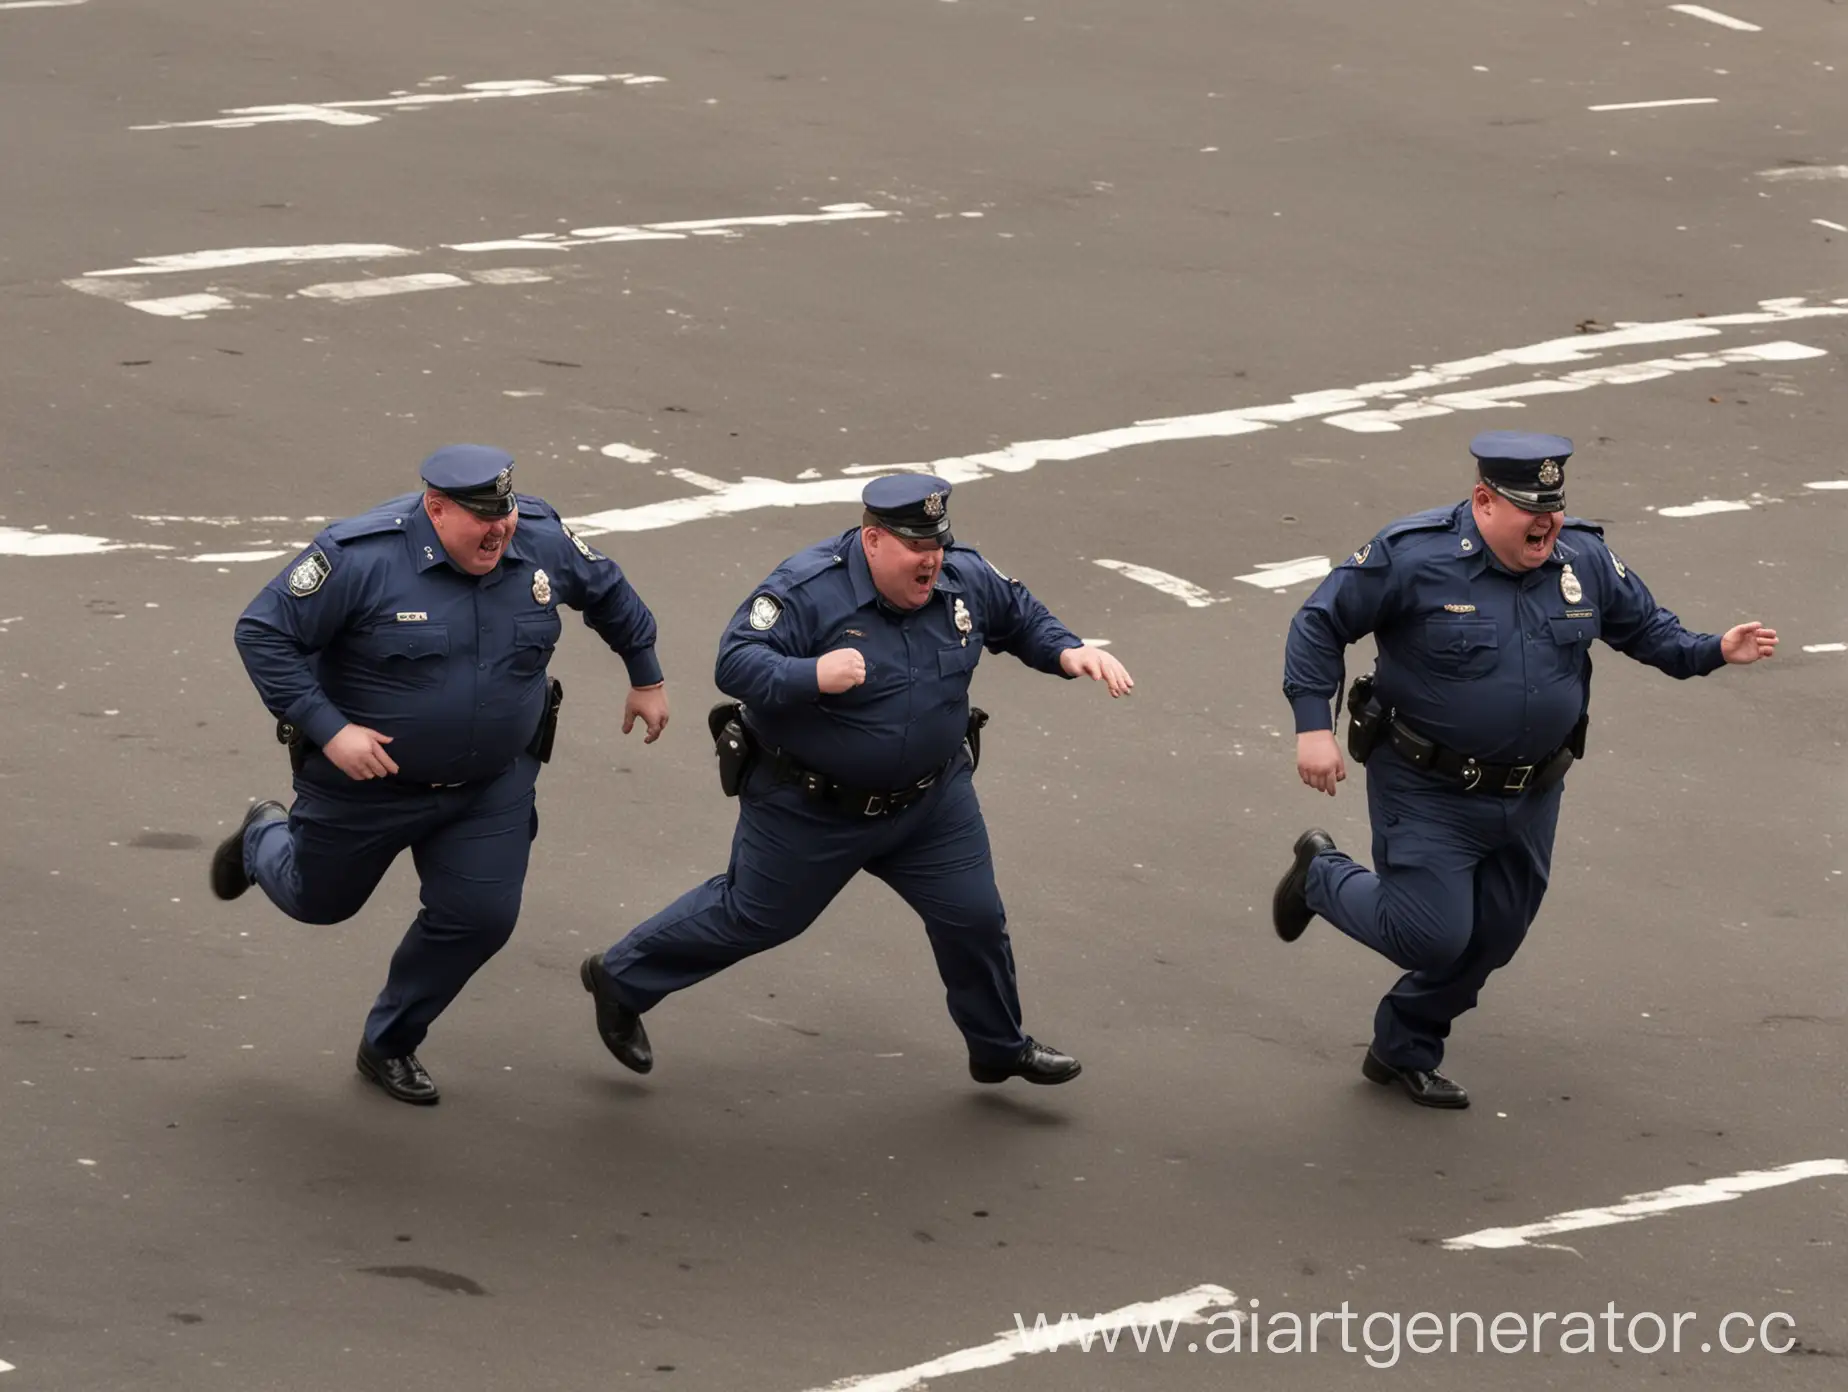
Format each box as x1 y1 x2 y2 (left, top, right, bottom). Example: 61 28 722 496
294 697 349 748
1291 694 1334 733
1700 634 1727 675
623 647 664 688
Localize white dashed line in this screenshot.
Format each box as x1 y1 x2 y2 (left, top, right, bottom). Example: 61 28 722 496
1588 97 1719 112
181 551 291 564
1233 556 1333 591
0 0 86 8
1757 165 1848 182
1092 560 1223 607
1814 220 1848 233
1443 1160 1848 1251
1668 5 1761 32
1655 499 1753 518
131 74 665 132
1805 480 1848 490
1802 643 1846 654
800 1285 1239 1391
298 273 471 301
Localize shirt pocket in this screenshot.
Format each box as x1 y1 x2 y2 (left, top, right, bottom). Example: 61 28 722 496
510 611 562 677
1423 617 1500 679
1547 612 1600 649
937 640 980 697
357 624 450 688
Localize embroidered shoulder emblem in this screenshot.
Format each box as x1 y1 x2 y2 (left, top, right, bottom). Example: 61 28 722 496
749 594 782 631
288 550 331 597
1349 541 1372 566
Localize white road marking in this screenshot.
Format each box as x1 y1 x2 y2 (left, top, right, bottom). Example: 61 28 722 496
131 74 665 132
1443 1159 1848 1251
298 273 470 301
0 1358 13 1373
601 444 660 464
1 526 138 557
1757 165 1848 182
1 0 85 7
1588 97 1719 112
1668 5 1761 31
1802 643 1846 653
801 1284 1239 1392
1656 499 1753 517
1234 556 1333 591
1092 559 1224 607
182 550 290 564
1325 342 1823 432
1804 480 1848 490
66 205 894 318
1814 219 1848 232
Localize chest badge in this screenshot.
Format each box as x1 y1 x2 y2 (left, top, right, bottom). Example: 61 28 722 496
953 596 972 645
1560 564 1583 604
532 568 552 605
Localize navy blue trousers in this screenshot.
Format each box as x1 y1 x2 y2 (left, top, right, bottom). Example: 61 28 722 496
243 754 540 1057
600 751 1029 1065
1303 745 1562 1072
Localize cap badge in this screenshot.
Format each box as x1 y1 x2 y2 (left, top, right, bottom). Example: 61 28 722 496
922 491 945 519
1560 564 1583 604
494 465 514 496
1538 460 1562 487
532 568 552 605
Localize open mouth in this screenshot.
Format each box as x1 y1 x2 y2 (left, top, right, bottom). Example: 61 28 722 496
1522 521 1553 560
911 565 937 599
477 534 506 562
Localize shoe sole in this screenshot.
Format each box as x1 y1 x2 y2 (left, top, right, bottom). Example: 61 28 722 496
1362 1052 1468 1109
970 1061 1082 1085
581 957 653 1074
355 1052 440 1105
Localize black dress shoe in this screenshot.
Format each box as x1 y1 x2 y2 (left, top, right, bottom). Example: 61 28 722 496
580 954 653 1074
356 1041 441 1105
1272 827 1337 942
209 800 287 901
969 1037 1081 1085
1362 1047 1469 1109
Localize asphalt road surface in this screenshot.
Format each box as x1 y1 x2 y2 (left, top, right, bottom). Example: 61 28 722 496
2 2 1844 1389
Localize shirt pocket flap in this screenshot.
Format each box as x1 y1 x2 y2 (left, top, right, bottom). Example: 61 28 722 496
376 624 450 660
514 612 563 649
938 642 980 676
1548 613 1600 645
1425 617 1499 655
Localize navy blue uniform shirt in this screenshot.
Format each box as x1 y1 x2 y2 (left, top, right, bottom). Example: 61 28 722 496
719 529 1083 788
235 494 660 785
1283 501 1725 762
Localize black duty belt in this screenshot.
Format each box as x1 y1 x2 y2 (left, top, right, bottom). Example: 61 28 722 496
1386 717 1573 796
763 747 950 817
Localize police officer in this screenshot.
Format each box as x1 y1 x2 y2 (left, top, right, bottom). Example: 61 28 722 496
579 475 1133 1085
207 444 670 1105
1273 431 1778 1108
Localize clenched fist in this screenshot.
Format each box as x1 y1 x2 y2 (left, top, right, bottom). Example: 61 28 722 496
817 648 868 694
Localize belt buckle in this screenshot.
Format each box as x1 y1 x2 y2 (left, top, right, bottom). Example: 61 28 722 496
1503 764 1533 792
861 793 887 817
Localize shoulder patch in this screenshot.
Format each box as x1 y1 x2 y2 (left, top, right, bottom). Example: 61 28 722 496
287 549 331 597
1610 552 1627 580
748 593 782 630
561 522 605 562
1343 537 1392 569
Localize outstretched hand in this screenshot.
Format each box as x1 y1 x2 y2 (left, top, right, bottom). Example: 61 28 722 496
1720 622 1778 665
1059 644 1135 697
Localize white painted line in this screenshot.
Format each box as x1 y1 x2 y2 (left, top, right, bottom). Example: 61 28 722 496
1802 643 1846 653
298 273 469 301
1804 480 1848 490
1444 1159 1848 1251
799 1285 1239 1392
1 0 86 7
600 443 660 464
0 526 132 557
126 293 236 318
182 550 291 563
0 1358 13 1373
1588 97 1719 111
1234 555 1333 591
1669 5 1761 31
84 245 414 278
1757 165 1848 182
1814 219 1848 233
468 267 552 285
1657 499 1753 517
1326 341 1825 432
566 297 1848 537
132 75 665 132
1093 560 1223 607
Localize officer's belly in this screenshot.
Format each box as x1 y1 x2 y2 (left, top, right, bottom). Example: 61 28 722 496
324 670 546 782
758 695 967 788
1383 650 1584 762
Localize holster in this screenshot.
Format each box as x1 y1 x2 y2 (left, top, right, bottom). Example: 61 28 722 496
277 718 311 776
966 707 990 773
528 678 564 763
709 701 754 797
1344 673 1387 765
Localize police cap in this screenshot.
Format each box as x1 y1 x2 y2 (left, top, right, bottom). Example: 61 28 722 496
1470 430 1571 513
863 473 953 548
420 444 517 518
